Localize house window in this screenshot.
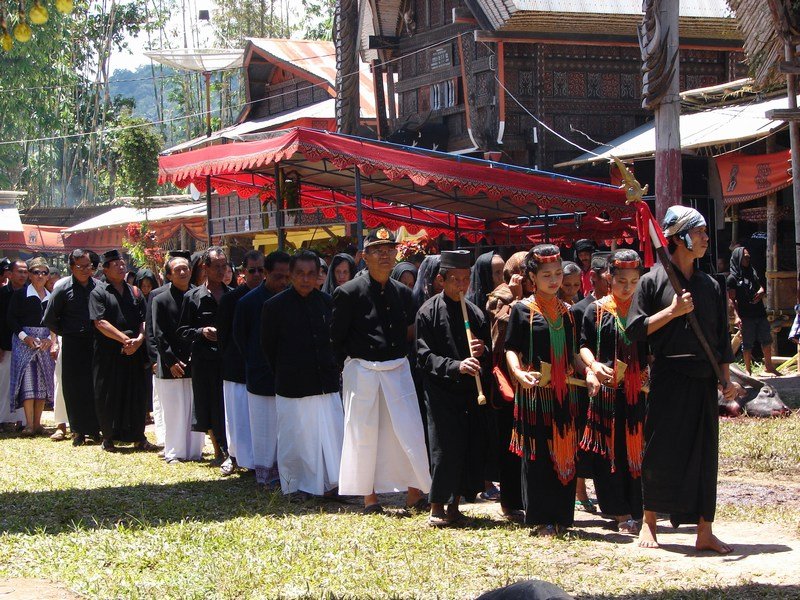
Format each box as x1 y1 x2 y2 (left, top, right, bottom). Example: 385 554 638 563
431 79 456 110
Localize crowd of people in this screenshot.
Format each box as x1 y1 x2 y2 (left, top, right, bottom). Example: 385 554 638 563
0 204 745 553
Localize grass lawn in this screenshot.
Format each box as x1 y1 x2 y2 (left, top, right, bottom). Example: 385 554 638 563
0 413 798 599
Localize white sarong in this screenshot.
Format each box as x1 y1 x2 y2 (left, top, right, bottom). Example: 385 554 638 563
52 341 68 425
152 374 165 445
157 378 204 461
339 357 431 495
247 392 278 484
276 392 344 495
224 380 253 469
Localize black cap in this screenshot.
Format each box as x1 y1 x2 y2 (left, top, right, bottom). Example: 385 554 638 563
168 250 192 260
0 258 11 273
574 239 596 253
101 249 123 266
440 250 472 270
590 251 611 272
364 227 397 248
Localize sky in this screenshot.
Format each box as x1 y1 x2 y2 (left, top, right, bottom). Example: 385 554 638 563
109 0 218 73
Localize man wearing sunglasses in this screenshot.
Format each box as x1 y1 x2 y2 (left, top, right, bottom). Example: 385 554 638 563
216 250 265 477
42 249 102 446
232 250 290 487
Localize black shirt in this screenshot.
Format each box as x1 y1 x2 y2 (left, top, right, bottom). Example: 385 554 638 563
177 284 232 362
261 287 339 398
726 273 767 319
89 280 147 350
217 284 250 383
330 274 416 364
0 284 21 350
627 263 735 378
151 283 192 379
232 284 275 396
415 292 492 392
8 285 50 334
145 283 170 365
42 275 97 338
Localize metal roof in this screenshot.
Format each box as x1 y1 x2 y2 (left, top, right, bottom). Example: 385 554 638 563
510 0 733 18
64 203 206 233
246 38 377 118
556 94 792 168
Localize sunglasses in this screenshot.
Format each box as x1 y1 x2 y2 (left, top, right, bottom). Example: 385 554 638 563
246 267 265 274
31 270 50 276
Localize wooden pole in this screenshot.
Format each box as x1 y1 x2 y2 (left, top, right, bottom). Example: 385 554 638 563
354 166 364 251
784 39 800 310
653 0 682 222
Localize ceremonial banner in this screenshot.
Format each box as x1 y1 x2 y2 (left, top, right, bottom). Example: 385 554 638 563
715 150 792 206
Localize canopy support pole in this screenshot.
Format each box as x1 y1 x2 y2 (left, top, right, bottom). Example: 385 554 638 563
355 166 364 250
204 71 212 244
275 164 285 252
206 175 212 244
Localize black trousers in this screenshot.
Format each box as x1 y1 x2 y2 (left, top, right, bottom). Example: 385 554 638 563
191 357 227 452
62 335 100 437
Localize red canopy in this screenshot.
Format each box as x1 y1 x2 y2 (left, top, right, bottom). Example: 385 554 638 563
298 187 485 241
159 127 633 222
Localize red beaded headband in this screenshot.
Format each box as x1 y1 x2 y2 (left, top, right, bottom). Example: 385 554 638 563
613 259 641 269
533 252 561 263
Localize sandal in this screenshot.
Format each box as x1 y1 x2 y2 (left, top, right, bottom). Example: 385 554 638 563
575 498 598 513
479 485 501 502
531 524 558 537
406 498 430 513
19 427 34 437
428 514 454 528
616 518 640 535
501 509 525 523
362 503 384 515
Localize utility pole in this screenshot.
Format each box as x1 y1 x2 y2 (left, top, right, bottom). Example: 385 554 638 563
639 0 681 221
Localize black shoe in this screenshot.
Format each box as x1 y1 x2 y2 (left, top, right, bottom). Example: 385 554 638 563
72 434 86 447
101 440 115 452
134 440 159 452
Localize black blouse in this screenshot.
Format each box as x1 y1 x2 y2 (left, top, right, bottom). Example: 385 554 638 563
88 281 146 349
580 301 648 368
7 285 49 334
504 299 576 368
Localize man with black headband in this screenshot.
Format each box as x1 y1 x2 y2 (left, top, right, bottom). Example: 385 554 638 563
627 205 737 554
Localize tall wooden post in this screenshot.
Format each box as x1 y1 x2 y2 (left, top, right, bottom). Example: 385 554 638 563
334 0 359 135
639 0 681 221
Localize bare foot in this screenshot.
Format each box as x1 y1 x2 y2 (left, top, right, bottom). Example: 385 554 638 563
695 533 733 554
638 521 659 548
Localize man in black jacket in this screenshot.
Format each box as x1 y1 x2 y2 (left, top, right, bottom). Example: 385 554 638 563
42 249 101 445
0 260 28 430
261 250 343 497
151 254 205 463
232 251 290 486
177 246 232 463
217 250 265 476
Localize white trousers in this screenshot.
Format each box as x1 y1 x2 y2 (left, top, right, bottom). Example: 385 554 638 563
339 357 431 495
247 392 278 484
224 381 253 469
0 351 24 425
157 378 204 462
152 374 165 445
276 392 344 495
52 340 68 425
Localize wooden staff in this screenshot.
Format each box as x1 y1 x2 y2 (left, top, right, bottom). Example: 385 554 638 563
459 291 486 405
612 156 726 385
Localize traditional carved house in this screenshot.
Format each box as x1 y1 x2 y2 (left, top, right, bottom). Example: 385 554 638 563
361 0 746 170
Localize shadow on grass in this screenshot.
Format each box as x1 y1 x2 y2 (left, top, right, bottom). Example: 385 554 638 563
575 582 800 599
0 477 519 536
0 477 365 535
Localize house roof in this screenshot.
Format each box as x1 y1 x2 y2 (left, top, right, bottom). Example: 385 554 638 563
556 94 792 167
477 0 740 39
64 203 206 233
245 38 377 119
727 0 784 87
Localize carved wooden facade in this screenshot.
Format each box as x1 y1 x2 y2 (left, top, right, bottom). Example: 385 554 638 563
392 0 747 170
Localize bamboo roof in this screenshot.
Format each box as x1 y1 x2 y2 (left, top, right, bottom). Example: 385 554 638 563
727 0 784 86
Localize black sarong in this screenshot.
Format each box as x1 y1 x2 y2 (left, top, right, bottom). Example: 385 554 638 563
642 365 718 526
93 342 147 442
191 356 226 451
